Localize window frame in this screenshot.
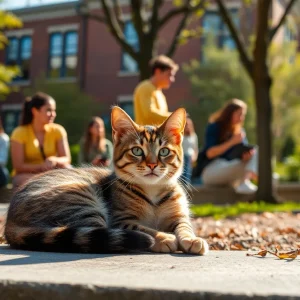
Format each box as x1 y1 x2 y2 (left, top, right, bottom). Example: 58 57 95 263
201 8 239 50
120 21 139 73
5 35 32 81
47 30 78 79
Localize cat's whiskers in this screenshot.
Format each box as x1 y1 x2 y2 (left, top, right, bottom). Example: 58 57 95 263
177 178 193 200
101 176 121 192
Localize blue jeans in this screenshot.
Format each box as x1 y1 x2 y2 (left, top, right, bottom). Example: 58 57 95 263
180 154 192 184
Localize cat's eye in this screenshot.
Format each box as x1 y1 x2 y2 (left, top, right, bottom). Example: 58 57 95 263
159 148 170 157
132 147 144 156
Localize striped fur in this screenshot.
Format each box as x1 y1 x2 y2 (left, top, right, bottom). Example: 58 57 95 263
5 107 209 255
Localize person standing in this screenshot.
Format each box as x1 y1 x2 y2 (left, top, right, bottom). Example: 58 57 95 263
0 118 9 187
180 117 199 184
133 55 178 126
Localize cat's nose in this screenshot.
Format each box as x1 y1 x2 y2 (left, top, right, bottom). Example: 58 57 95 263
147 163 157 170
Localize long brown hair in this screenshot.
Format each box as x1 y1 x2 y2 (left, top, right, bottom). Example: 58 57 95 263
84 117 106 160
209 98 247 142
21 92 54 125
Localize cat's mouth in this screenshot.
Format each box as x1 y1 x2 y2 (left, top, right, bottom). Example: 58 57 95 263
145 172 159 177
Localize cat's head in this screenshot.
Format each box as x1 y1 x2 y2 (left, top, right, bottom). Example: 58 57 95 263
111 107 186 185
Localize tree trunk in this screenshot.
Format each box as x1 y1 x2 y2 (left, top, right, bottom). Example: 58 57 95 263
139 58 151 81
254 77 277 203
138 41 154 81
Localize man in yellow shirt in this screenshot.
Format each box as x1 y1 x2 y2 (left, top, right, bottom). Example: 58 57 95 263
133 55 179 126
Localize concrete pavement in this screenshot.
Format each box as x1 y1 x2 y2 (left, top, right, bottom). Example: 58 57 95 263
0 204 300 299
0 245 299 299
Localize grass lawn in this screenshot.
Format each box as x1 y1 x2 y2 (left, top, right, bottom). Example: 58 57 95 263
191 201 300 219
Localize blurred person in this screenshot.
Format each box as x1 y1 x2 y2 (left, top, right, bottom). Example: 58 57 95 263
10 92 71 188
0 117 9 187
134 55 178 125
193 99 258 194
180 117 199 184
78 117 113 169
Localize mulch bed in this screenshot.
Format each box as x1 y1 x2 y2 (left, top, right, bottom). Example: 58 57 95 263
192 212 300 251
1 212 300 251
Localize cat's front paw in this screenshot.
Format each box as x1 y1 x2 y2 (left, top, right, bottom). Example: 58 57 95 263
151 232 178 253
179 237 209 255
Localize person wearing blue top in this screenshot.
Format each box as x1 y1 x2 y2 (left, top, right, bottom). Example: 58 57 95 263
0 117 10 187
193 99 257 194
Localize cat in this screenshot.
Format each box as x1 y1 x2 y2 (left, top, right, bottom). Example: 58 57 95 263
5 107 209 255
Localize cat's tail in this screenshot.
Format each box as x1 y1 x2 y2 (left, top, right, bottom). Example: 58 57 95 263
4 225 154 253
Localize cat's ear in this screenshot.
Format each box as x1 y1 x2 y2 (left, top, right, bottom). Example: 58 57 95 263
111 106 139 142
159 108 186 144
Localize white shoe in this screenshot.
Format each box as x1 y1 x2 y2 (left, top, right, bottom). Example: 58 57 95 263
236 180 257 194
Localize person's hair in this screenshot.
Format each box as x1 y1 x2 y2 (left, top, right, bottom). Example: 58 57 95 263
84 117 106 161
149 55 179 76
21 92 54 125
184 117 195 136
209 98 247 142
0 117 4 134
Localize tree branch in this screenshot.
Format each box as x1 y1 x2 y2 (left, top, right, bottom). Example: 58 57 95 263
269 0 296 42
216 0 253 79
100 0 138 60
130 0 144 43
254 0 272 70
149 0 163 37
166 10 190 57
159 0 205 29
112 0 125 27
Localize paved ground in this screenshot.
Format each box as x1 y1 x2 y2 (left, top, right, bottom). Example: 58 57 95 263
0 204 300 299
0 244 300 299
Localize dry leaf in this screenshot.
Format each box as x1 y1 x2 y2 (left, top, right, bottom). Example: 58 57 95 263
246 249 267 257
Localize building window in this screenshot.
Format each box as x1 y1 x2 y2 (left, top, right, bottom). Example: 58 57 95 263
202 10 239 49
48 31 78 78
121 21 139 72
6 36 32 80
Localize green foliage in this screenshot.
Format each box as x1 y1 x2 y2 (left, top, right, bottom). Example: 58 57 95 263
281 136 296 161
23 77 98 145
276 151 300 182
191 201 300 219
182 39 255 146
70 144 80 166
0 10 22 98
269 41 300 160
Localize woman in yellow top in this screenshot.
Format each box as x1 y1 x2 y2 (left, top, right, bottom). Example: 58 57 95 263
10 92 71 188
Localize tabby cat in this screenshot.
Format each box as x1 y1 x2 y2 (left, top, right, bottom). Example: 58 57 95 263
5 107 209 255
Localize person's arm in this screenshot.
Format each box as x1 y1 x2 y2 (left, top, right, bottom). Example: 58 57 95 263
46 125 71 167
206 140 235 159
206 132 244 159
192 134 199 163
47 136 71 168
11 141 49 173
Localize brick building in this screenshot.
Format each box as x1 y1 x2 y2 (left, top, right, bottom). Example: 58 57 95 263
0 0 296 134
